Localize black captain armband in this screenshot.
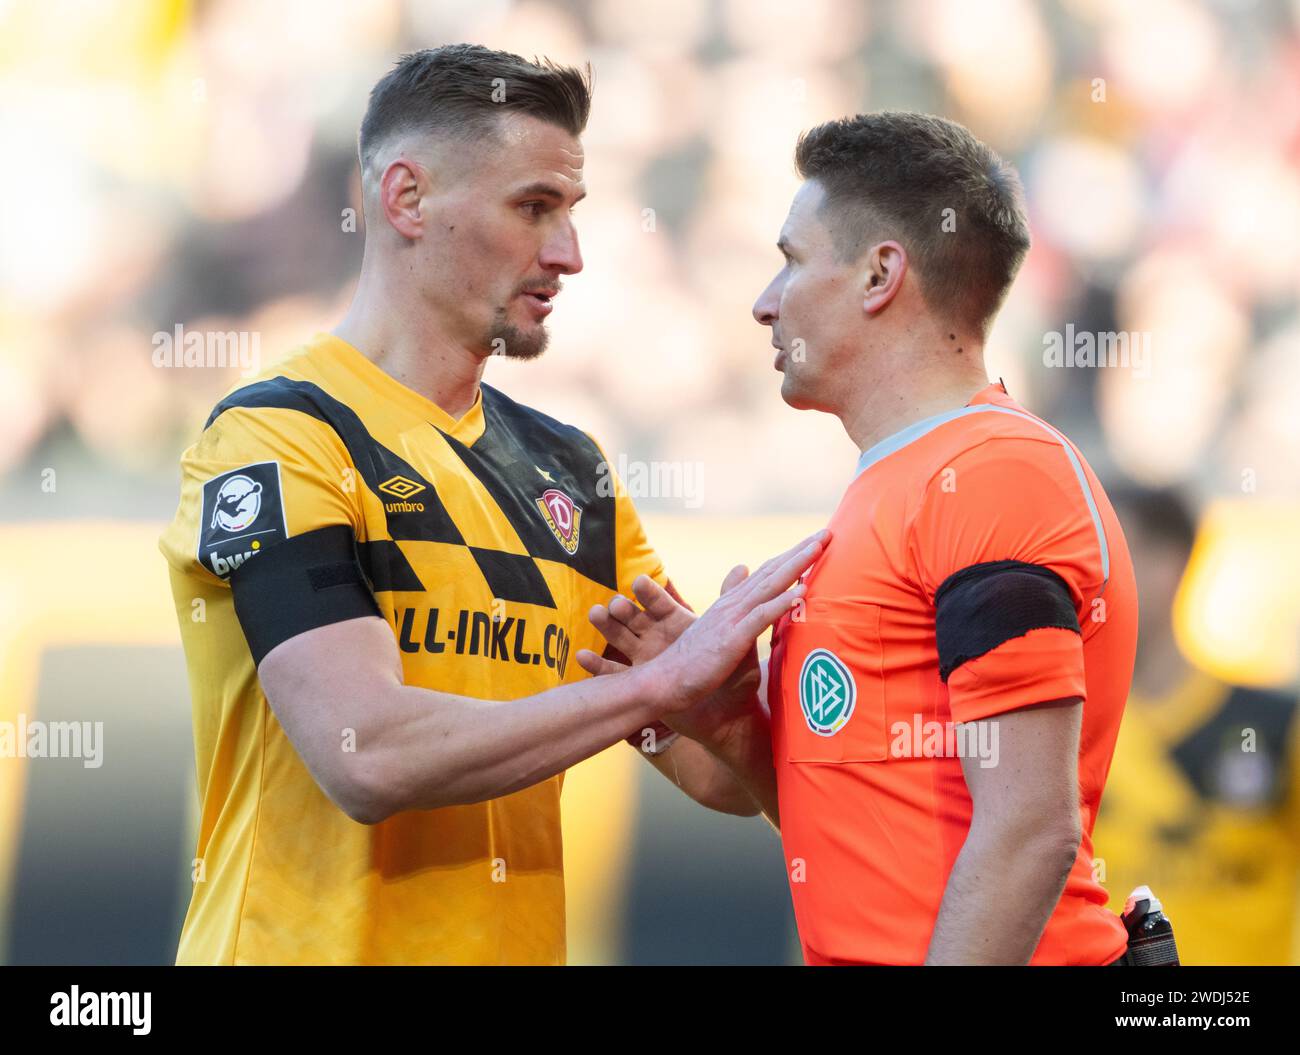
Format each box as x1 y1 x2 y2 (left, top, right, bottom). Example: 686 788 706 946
229 524 383 666
933 559 1081 682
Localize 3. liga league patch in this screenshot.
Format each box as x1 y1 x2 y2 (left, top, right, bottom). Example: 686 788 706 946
198 461 288 580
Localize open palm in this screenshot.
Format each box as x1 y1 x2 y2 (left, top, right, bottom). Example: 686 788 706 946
578 531 827 736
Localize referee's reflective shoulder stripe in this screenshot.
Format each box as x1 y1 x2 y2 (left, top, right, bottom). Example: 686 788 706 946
854 403 1110 592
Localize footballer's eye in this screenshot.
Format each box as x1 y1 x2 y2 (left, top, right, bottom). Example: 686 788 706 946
520 201 546 219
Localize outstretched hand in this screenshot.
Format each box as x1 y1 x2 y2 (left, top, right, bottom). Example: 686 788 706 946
577 529 829 721
579 573 698 671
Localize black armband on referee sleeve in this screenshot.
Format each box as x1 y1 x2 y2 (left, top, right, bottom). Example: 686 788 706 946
229 524 382 666
933 559 1081 682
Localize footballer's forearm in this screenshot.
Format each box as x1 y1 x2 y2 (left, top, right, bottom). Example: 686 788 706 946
259 616 666 823
364 671 666 817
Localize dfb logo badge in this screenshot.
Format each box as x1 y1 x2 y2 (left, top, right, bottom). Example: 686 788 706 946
198 461 287 580
535 487 582 555
798 648 857 736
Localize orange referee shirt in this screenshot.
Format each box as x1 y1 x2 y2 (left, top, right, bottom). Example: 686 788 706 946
769 382 1136 965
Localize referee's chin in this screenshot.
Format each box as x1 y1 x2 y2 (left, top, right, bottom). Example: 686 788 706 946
778 371 824 412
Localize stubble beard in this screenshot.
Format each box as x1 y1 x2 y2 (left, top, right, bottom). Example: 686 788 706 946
485 308 549 361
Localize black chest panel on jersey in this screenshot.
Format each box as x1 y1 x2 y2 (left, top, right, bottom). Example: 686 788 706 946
439 385 618 592
205 377 619 605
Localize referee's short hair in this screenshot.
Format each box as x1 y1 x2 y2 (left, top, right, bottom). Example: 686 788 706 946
794 112 1030 337
359 44 593 170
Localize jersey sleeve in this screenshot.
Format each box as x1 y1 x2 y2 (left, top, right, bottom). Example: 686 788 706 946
160 404 380 663
160 404 364 584
907 435 1106 724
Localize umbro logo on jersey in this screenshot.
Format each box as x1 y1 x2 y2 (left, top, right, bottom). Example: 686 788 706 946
198 461 287 580
379 475 425 500
379 474 426 513
535 487 582 555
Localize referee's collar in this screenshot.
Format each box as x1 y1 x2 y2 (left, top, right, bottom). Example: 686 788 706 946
852 381 1009 479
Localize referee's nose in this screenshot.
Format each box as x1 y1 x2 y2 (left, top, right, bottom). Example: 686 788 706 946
539 218 584 276
753 275 780 327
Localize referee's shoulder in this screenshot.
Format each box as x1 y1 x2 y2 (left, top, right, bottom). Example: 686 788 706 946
947 405 1084 464
909 407 1090 497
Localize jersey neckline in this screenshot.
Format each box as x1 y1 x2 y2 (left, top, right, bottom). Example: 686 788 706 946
310 332 487 445
852 381 1011 479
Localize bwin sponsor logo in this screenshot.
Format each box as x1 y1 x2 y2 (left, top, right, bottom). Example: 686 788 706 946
209 543 262 577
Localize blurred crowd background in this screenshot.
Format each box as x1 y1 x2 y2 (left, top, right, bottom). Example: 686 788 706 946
1 0 1298 965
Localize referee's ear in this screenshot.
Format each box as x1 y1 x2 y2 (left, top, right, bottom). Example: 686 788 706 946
862 239 907 317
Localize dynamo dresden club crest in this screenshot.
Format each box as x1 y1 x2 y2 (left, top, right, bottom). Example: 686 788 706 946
535 487 582 555
798 647 857 736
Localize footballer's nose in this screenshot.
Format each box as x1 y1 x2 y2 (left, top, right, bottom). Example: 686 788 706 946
540 218 583 276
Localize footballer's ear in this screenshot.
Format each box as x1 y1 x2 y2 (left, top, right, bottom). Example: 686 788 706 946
862 240 907 316
379 157 428 240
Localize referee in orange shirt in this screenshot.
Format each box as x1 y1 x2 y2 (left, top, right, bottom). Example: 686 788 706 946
578 112 1138 965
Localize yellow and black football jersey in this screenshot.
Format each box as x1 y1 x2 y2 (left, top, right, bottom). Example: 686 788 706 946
159 332 667 965
1093 668 1300 964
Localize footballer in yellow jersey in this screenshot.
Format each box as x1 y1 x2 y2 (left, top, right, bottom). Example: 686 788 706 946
1093 487 1300 965
160 332 669 964
158 45 824 965
1095 670 1300 965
